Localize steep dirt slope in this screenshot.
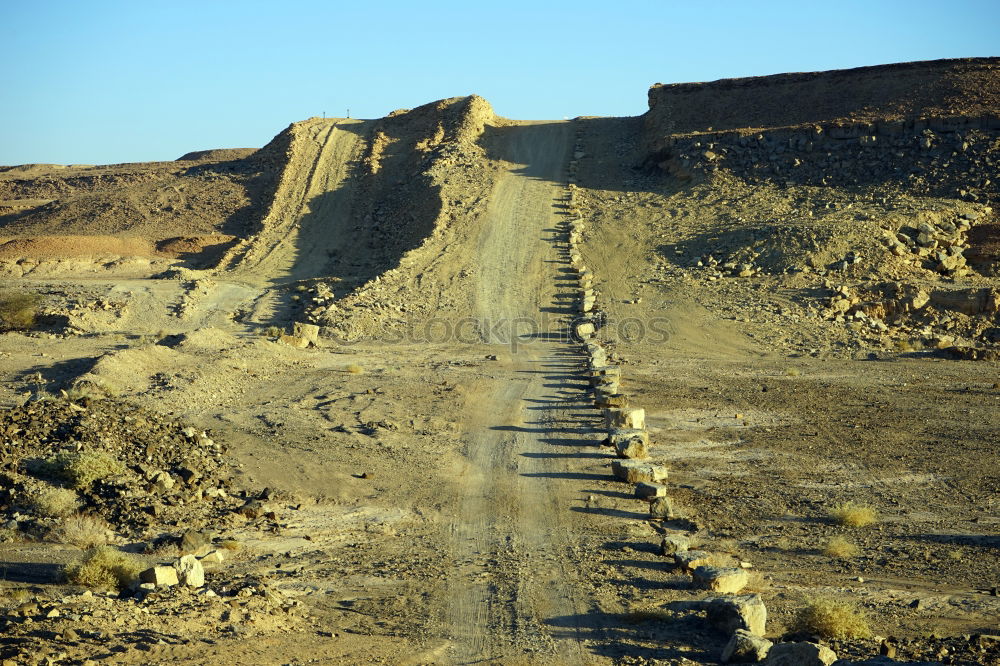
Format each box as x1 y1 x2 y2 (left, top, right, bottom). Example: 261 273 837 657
219 117 370 283
221 96 500 326
298 97 504 338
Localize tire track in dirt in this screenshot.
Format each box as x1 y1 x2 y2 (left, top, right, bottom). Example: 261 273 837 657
236 118 366 280
448 121 597 664
216 118 370 323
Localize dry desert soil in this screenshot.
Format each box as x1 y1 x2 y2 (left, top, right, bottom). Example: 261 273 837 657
0 58 998 665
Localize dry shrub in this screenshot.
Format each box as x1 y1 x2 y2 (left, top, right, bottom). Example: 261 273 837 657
823 536 859 559
145 540 181 557
51 514 110 549
64 546 142 591
26 486 80 518
829 502 878 527
3 588 30 602
623 607 672 624
61 385 109 403
261 325 284 338
345 364 364 374
711 538 740 553
0 292 41 331
791 597 872 639
43 451 125 490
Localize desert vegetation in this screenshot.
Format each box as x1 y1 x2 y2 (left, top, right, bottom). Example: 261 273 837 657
64 546 143 591
791 597 873 639
0 291 41 331
829 502 879 527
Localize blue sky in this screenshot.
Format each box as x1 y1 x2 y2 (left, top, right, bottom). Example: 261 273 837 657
2 0 998 165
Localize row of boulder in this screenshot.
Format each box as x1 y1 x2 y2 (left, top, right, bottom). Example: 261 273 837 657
563 130 839 665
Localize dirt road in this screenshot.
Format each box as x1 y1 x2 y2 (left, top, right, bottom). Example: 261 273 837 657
447 121 600 663
228 117 368 285
216 118 369 323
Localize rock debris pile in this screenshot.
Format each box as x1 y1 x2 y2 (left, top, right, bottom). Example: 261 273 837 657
660 119 999 207
0 395 267 542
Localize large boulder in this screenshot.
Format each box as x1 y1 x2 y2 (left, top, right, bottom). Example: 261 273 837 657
674 550 712 571
575 321 596 339
764 642 836 666
707 594 767 636
721 629 773 663
139 566 178 588
649 496 675 519
692 566 749 594
604 407 645 430
293 322 320 345
659 534 690 555
609 429 649 459
174 554 205 588
594 377 619 394
595 392 629 408
611 459 668 483
635 482 667 499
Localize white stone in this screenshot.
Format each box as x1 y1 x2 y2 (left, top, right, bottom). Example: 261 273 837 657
139 566 178 588
722 629 772 663
174 554 205 588
693 566 749 594
707 595 767 636
634 482 667 499
764 642 836 666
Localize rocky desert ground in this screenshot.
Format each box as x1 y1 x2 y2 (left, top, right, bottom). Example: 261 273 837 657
0 57 997 665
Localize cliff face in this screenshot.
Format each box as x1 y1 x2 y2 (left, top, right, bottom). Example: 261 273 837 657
643 58 1000 154
640 58 1000 210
